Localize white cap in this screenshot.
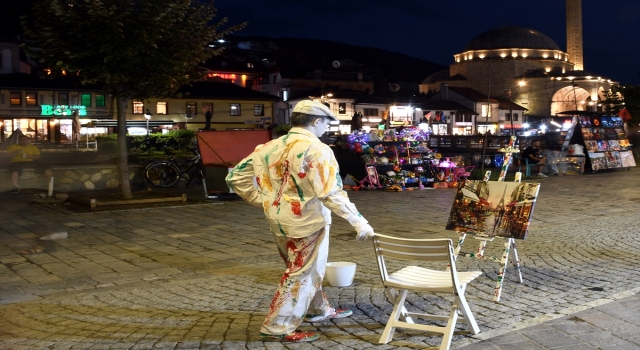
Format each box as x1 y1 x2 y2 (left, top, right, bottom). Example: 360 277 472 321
292 100 337 121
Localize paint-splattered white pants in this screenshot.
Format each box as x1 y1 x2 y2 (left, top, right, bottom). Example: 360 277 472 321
260 225 333 335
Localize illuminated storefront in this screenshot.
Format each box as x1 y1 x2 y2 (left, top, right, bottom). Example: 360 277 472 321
0 104 111 144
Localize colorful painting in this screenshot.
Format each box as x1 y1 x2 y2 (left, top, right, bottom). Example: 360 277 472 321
604 128 619 139
594 128 605 140
605 151 622 168
597 140 609 151
608 140 621 151
582 128 595 140
616 129 627 140
579 116 592 127
446 180 541 240
620 151 637 167
589 152 608 170
585 140 598 152
619 139 631 149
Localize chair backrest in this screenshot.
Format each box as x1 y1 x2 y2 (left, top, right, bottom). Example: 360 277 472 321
372 234 460 287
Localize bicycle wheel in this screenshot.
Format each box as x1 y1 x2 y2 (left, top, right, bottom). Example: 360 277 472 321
146 162 181 187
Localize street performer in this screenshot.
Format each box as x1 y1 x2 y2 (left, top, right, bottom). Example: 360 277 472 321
226 100 375 343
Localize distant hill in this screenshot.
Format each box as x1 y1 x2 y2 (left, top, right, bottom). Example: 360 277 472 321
228 36 447 86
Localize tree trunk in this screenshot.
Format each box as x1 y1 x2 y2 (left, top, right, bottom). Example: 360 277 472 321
116 96 133 199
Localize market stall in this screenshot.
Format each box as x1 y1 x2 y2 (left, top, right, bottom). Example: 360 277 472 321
196 130 271 198
561 115 635 173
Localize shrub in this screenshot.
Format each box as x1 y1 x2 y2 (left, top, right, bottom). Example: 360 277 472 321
272 124 292 134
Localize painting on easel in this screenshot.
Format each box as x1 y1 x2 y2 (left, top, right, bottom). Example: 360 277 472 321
445 180 541 239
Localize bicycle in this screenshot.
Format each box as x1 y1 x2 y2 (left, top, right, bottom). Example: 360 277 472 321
145 149 202 188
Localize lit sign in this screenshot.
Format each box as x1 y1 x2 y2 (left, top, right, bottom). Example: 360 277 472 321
41 105 87 116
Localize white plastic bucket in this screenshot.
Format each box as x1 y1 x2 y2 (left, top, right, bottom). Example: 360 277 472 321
325 262 357 287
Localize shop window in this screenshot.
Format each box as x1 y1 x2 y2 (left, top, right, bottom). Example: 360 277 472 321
80 93 91 107
455 115 472 123
338 103 346 115
156 102 167 115
254 104 264 116
95 94 106 107
10 92 22 105
59 93 69 105
363 108 378 117
202 102 213 115
133 101 143 114
186 103 197 115
26 92 37 106
506 113 519 121
230 103 240 116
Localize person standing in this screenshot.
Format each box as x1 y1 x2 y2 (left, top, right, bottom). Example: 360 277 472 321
204 111 212 131
7 135 53 193
522 140 548 177
226 100 375 343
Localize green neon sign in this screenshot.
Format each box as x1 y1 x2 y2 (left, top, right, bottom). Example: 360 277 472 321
41 105 87 116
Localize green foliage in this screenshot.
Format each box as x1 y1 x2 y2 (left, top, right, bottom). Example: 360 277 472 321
22 0 246 196
603 84 640 126
22 0 247 100
129 129 196 153
272 124 292 134
95 134 118 154
96 130 196 157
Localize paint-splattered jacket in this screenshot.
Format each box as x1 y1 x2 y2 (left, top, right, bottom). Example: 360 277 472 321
226 127 368 238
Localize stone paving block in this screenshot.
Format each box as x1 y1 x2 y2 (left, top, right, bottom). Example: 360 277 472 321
521 328 583 348
575 311 629 330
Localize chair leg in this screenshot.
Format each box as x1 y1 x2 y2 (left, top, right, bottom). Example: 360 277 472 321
440 303 460 350
379 289 408 344
385 288 414 323
455 293 480 335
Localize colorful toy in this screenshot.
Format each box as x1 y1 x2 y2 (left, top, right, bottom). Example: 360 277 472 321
360 165 383 189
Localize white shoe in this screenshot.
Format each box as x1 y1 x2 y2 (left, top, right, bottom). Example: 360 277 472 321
537 173 548 178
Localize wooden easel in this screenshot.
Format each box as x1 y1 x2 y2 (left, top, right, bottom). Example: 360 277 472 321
454 136 523 302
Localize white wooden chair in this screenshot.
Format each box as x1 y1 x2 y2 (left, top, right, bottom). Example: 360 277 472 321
372 234 482 350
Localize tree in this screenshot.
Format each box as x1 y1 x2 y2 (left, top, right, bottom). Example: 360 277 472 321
603 84 640 126
22 0 245 198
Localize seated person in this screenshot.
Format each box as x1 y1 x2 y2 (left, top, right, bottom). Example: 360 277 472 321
542 143 561 175
522 140 548 177
7 135 52 193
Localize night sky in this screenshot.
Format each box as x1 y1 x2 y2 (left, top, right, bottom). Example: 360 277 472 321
216 0 640 85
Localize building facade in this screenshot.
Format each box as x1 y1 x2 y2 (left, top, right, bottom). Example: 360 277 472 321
419 0 615 128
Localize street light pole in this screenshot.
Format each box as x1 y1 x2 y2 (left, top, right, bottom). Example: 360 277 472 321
144 109 152 148
508 88 514 136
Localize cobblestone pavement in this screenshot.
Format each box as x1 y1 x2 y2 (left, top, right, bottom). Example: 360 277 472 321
0 168 639 349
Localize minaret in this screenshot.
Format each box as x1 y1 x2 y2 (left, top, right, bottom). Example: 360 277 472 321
566 0 584 70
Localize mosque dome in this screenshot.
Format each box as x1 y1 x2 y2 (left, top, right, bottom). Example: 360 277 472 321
464 26 561 51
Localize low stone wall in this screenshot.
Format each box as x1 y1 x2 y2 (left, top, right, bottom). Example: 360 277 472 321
0 165 145 193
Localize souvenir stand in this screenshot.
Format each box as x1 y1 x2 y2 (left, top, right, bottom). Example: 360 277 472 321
196 130 271 199
447 136 542 302
564 115 636 172
345 127 468 190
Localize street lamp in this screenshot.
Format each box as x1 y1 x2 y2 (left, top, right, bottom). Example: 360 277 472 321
144 109 152 147
507 80 526 136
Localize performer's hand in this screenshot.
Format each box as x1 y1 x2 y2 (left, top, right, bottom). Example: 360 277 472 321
355 223 375 241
